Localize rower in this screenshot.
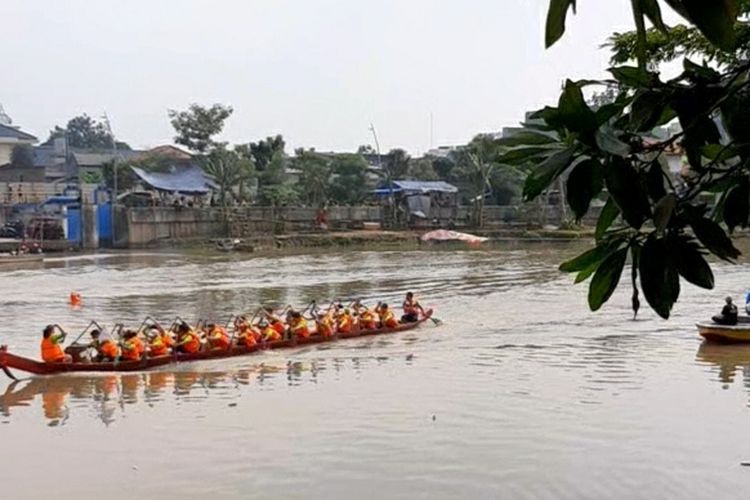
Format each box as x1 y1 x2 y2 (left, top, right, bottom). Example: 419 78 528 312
264 308 287 337
337 308 353 334
206 323 231 351
235 319 260 348
176 322 201 354
120 330 144 361
40 325 73 364
357 304 377 330
259 319 281 342
401 292 425 323
713 297 739 326
147 325 173 357
86 329 119 361
289 311 311 340
378 303 399 328
316 311 334 338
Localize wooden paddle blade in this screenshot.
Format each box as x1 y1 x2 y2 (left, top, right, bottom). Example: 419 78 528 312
1 364 18 381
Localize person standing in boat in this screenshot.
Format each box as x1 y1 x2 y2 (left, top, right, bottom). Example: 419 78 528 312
40 325 73 364
713 297 738 326
402 292 425 323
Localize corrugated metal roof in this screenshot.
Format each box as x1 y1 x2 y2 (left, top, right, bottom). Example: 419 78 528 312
131 165 217 194
0 123 37 141
375 180 458 195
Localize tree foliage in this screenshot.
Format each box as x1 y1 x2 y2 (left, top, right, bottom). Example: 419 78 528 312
168 104 233 153
330 154 370 205
10 145 33 169
523 0 746 318
294 149 332 207
201 146 255 207
45 114 129 149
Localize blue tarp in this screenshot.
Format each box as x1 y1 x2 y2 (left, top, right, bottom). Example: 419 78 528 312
373 180 458 196
131 166 217 194
42 195 80 206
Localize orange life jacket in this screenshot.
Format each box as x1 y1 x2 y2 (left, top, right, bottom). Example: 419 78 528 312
239 329 258 347
360 310 377 330
149 335 170 357
271 320 286 335
317 318 333 338
262 326 282 342
179 331 201 354
338 314 352 334
41 336 65 363
291 318 310 339
209 327 231 350
101 339 120 360
121 338 143 361
381 310 398 328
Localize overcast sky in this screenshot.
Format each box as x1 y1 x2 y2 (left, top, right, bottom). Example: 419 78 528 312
2 1 668 154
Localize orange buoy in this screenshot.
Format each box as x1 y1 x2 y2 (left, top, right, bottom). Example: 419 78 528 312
69 292 82 307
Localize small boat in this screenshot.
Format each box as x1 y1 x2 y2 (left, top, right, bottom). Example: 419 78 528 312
0 310 434 376
697 316 750 343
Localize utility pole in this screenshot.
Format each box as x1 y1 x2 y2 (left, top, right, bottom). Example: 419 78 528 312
370 123 394 227
102 113 118 247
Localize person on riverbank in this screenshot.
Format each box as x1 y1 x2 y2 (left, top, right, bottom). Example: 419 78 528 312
713 297 738 326
41 325 72 364
402 292 425 323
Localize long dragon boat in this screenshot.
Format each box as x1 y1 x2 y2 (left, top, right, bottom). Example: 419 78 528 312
0 309 434 377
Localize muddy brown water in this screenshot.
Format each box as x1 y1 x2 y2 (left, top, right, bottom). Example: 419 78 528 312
2 243 750 499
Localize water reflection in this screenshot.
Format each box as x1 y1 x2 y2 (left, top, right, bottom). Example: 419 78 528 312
0 353 408 426
696 342 750 389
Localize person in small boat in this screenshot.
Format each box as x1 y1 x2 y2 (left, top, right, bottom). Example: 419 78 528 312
289 311 311 340
378 303 399 328
337 308 353 334
86 329 120 361
713 297 739 326
176 322 202 354
357 304 378 330
147 325 173 357
402 292 425 323
264 308 287 337
120 330 144 361
236 320 260 347
41 325 72 364
259 319 282 342
206 323 232 351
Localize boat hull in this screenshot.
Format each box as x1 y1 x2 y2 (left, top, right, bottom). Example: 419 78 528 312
697 322 750 343
0 311 433 375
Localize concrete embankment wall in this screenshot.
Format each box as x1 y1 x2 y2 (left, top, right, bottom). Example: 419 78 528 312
117 206 225 248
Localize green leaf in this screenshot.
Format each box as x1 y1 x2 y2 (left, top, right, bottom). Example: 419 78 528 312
639 234 680 319
674 237 714 290
496 145 561 166
639 0 668 33
595 126 631 157
609 66 653 87
495 130 558 147
646 159 667 203
630 90 671 132
668 0 739 51
604 157 651 229
683 58 721 83
560 239 620 273
558 80 597 135
653 194 677 234
690 217 741 261
596 196 621 240
723 177 750 233
546 0 577 48
588 247 629 311
566 159 603 220
523 147 575 201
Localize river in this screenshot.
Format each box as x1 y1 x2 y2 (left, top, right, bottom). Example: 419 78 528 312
1 243 750 499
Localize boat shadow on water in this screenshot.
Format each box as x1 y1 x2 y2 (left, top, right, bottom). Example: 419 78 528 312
695 342 750 390
0 353 413 426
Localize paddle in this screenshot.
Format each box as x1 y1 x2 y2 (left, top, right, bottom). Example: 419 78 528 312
0 346 17 381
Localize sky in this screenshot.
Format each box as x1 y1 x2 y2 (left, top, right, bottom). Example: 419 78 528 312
1 1 674 154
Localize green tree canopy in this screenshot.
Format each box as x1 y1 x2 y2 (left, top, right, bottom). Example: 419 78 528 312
514 0 747 318
329 154 369 205
45 114 129 149
168 103 233 153
294 149 332 207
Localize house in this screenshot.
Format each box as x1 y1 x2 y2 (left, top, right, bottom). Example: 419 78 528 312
0 105 40 182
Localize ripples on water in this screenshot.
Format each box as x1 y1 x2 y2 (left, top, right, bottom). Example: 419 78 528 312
3 243 750 499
